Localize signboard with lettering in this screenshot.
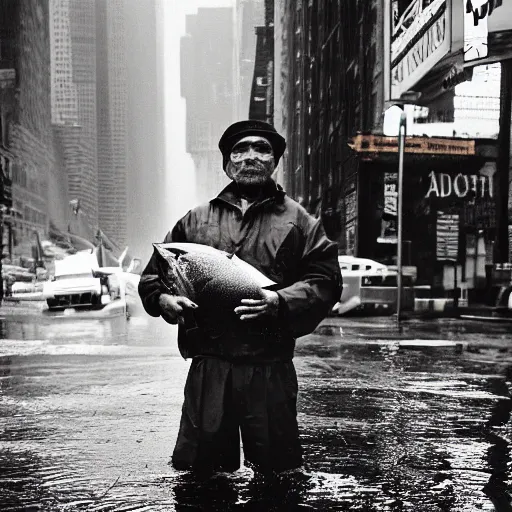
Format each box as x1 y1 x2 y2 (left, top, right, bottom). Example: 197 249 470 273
436 211 459 260
378 172 398 243
384 172 398 216
391 0 452 99
349 134 475 156
424 170 493 199
464 0 512 62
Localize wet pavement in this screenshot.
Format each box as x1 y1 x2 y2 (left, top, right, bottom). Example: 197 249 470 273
0 306 511 511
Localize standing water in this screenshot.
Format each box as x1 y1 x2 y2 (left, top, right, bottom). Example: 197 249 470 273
0 313 510 511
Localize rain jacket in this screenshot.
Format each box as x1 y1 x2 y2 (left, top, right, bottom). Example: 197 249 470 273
138 180 342 362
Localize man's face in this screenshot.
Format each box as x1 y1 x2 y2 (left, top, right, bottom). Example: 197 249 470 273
225 136 275 186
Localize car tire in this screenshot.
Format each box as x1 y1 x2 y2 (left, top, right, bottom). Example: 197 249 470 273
46 298 58 310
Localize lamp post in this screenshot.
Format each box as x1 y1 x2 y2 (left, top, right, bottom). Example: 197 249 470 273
396 110 407 330
383 104 408 331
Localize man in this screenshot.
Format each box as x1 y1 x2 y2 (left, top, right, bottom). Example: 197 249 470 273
138 120 341 476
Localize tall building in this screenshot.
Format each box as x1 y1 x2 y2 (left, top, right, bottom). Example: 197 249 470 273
124 0 166 259
275 1 384 249
233 0 265 119
50 0 98 236
6 0 68 260
181 7 235 203
49 0 79 125
96 0 128 248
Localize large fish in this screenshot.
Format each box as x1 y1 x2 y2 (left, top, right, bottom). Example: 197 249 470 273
152 242 276 325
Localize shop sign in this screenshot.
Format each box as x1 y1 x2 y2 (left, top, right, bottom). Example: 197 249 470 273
425 171 493 199
349 134 475 156
437 211 459 260
391 0 451 99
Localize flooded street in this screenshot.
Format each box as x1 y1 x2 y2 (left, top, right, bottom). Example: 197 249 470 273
0 310 511 511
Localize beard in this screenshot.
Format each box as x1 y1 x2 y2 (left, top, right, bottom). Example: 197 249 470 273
225 160 275 186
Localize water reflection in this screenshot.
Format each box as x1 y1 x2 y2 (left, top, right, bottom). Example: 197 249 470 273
0 315 510 510
483 375 512 511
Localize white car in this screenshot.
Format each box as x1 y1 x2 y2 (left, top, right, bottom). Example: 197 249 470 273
333 256 413 315
43 251 108 310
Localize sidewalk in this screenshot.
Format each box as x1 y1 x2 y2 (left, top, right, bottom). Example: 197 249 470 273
403 303 512 322
0 297 45 317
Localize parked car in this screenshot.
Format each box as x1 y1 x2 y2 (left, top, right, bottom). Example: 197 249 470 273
42 251 142 318
333 256 414 315
42 251 107 310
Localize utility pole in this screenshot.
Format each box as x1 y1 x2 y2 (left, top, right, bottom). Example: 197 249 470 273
496 59 512 263
396 110 407 331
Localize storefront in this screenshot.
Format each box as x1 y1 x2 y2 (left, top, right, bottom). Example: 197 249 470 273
346 134 499 300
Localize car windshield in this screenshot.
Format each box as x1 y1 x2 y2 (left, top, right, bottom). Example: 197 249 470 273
55 273 93 280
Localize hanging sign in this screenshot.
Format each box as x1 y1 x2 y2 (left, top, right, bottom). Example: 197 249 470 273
391 0 451 99
437 212 459 260
464 0 512 62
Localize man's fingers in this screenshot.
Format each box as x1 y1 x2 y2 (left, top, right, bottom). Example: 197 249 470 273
240 299 265 306
235 304 267 315
176 297 198 309
239 312 263 321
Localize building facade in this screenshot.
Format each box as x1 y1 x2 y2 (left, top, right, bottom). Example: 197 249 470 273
5 0 69 261
233 0 265 119
274 0 384 250
180 7 235 204
50 0 98 235
96 0 128 248
274 0 510 302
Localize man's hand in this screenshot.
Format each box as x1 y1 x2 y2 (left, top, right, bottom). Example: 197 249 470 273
234 289 279 321
158 294 198 325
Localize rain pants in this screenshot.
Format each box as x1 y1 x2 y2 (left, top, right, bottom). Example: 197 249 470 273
139 179 341 473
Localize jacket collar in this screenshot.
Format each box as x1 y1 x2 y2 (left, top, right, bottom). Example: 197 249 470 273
212 179 286 210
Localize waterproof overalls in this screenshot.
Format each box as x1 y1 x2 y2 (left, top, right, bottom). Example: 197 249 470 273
138 180 342 474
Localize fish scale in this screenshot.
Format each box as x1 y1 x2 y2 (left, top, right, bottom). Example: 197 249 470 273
153 243 269 317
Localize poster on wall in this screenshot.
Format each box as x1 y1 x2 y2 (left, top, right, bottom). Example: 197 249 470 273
509 225 512 263
346 220 357 256
345 191 357 222
384 172 398 216
436 211 459 260
378 172 398 243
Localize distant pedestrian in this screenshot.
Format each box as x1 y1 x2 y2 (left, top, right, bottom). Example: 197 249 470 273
139 120 341 476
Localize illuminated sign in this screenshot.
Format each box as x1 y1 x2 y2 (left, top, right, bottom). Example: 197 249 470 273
349 135 476 156
391 0 451 99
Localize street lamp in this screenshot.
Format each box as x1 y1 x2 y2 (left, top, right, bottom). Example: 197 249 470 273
383 105 407 330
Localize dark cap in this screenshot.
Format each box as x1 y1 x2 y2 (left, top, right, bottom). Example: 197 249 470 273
218 120 286 169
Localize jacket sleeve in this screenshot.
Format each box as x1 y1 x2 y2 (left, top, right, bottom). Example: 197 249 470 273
137 219 188 317
276 216 342 338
